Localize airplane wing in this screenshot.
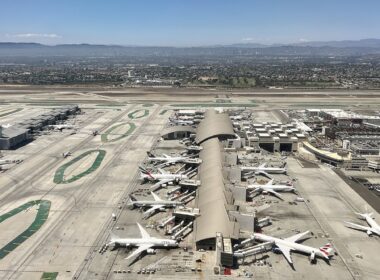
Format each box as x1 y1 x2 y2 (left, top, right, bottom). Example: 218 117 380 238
157 168 169 174
125 243 154 261
267 189 284 200
150 178 174 191
257 171 272 179
150 191 163 202
163 154 170 158
259 163 266 169
285 231 310 243
344 221 371 232
276 243 293 264
155 161 170 168
249 190 261 198
136 222 151 239
143 205 163 216
266 179 274 185
249 186 262 192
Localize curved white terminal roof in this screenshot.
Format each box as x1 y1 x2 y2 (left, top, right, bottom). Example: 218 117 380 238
195 109 235 144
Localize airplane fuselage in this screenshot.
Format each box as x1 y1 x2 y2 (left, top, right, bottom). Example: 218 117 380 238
130 200 183 207
242 167 287 174
148 157 185 163
249 184 295 192
364 215 380 235
112 237 177 248
142 173 188 181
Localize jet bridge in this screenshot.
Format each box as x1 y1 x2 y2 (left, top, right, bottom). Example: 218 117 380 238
233 241 274 259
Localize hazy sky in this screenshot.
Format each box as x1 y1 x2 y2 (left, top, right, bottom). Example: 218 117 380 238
1 0 379 46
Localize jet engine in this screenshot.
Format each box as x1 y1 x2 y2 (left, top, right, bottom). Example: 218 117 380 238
146 249 156 255
309 251 316 264
272 247 282 254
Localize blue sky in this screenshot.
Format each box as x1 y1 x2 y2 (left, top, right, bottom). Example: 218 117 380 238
0 0 379 46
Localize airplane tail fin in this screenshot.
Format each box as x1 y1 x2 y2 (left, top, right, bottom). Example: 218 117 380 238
139 165 148 174
129 194 137 201
319 243 334 259
139 165 155 179
147 151 155 158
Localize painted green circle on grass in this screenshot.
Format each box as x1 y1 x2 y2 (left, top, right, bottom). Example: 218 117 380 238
0 200 51 260
101 122 136 143
54 150 106 184
128 109 149 119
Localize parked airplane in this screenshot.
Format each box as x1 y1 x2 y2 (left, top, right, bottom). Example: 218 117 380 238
146 152 201 167
185 145 203 153
128 192 184 217
108 222 178 264
241 163 287 178
48 124 74 131
253 231 334 265
139 166 189 191
169 117 194 126
344 211 380 236
248 179 296 200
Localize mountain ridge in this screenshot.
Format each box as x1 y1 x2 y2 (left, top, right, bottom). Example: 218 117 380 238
1 39 380 57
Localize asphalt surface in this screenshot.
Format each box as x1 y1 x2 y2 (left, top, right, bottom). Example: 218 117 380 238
335 169 380 213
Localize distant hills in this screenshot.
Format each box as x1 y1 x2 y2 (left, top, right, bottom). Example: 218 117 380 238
230 38 380 48
0 39 380 57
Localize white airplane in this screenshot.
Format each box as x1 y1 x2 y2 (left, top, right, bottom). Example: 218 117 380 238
241 163 287 178
248 179 296 200
0 159 22 165
176 115 194 121
344 212 380 236
185 145 203 153
139 166 189 191
62 151 72 158
169 118 194 126
128 192 184 217
146 152 201 167
48 124 74 131
108 223 178 264
253 231 334 265
230 115 243 121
